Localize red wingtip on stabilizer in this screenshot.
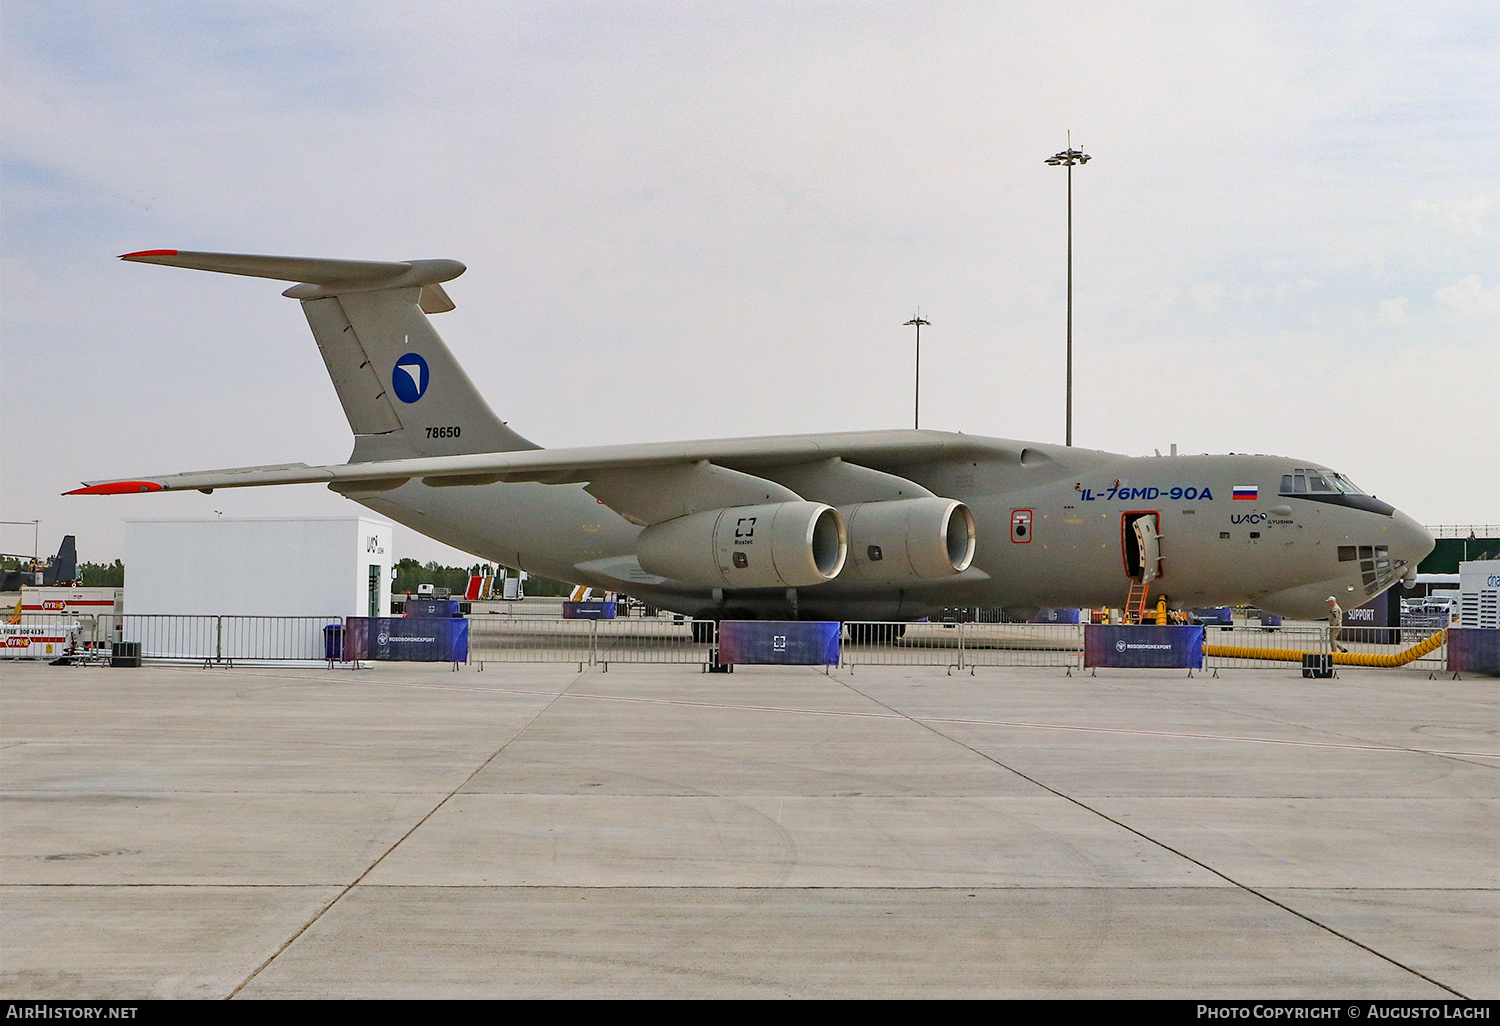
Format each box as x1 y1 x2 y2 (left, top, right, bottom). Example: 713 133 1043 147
119 249 179 259
66 481 165 495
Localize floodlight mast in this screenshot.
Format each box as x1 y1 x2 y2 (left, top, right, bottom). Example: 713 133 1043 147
2 520 40 561
1045 136 1091 446
904 314 930 430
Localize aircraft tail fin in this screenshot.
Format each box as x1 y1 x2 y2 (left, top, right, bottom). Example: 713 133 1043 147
41 535 76 586
121 250 540 461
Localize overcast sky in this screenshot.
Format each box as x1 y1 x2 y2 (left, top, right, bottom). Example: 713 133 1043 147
3 1 1497 567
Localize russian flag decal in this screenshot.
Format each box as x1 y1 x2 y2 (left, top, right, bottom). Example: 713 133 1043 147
1232 485 1258 501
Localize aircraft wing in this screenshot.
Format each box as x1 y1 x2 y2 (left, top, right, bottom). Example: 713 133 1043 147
66 430 1044 526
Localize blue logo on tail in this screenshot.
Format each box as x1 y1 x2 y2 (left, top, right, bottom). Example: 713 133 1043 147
392 353 429 403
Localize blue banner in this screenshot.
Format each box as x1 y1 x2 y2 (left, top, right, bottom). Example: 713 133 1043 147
344 617 468 662
1191 607 1234 626
405 598 459 618
1085 625 1204 668
718 621 840 665
563 601 617 619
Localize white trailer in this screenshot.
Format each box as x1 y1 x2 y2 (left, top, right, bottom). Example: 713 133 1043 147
125 517 394 660
1457 560 1500 629
15 587 124 652
19 586 123 617
126 517 393 618
0 623 80 660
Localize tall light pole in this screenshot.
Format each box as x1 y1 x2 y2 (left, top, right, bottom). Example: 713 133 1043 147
1 520 40 562
1046 136 1090 446
904 313 929 430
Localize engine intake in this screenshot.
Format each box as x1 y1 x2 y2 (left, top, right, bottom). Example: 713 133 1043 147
839 497 975 582
636 501 847 588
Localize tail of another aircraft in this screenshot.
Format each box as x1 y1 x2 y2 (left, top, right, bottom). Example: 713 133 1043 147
41 535 76 587
120 250 539 461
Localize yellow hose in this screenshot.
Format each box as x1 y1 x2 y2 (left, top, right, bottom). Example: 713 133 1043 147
1203 629 1446 668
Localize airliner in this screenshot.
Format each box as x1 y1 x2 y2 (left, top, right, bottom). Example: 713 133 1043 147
68 250 1433 623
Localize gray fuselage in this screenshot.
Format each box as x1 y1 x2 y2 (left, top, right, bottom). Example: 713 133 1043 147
347 434 1433 622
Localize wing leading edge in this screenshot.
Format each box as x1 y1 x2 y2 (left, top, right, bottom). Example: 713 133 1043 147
66 431 1033 518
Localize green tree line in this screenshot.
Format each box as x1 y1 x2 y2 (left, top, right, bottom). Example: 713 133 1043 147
4 557 570 596
80 560 125 586
0 557 124 587
391 559 573 597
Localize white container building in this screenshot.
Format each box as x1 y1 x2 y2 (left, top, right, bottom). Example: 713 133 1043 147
126 517 394 617
1457 560 1500 629
123 517 394 662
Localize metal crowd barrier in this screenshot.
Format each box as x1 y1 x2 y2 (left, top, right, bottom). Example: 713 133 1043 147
469 619 1085 672
842 621 1084 671
1200 624 1448 673
13 613 341 664
592 618 717 668
1197 624 1324 670
120 615 221 662
843 621 962 668
122 615 341 664
957 622 1087 668
467 617 717 669
467 616 601 668
13 612 120 653
213 616 344 662
6 612 1452 674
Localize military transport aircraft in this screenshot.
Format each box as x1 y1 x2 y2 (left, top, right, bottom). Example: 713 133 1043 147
68 250 1433 622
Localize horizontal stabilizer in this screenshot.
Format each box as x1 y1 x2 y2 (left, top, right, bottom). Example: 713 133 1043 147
120 249 464 306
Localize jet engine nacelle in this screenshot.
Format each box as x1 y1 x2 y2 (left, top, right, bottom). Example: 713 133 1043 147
839 497 976 582
636 501 848 589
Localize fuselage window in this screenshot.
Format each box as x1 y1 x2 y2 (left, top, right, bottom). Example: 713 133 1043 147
1308 472 1334 492
1338 546 1357 561
1294 474 1306 492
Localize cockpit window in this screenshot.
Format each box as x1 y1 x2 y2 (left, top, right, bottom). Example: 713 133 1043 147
1281 468 1364 495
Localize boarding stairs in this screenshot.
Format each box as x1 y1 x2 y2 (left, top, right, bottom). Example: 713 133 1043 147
1122 514 1164 625
1123 578 1151 625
